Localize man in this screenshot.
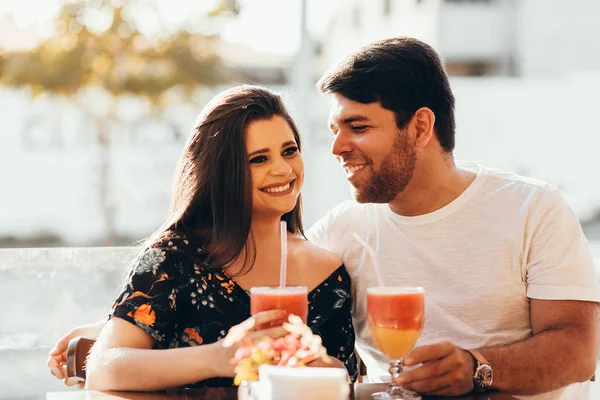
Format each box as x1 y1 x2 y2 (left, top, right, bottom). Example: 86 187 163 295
306 37 599 399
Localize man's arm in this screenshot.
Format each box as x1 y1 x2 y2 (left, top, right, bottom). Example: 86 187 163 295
396 299 598 396
481 298 598 394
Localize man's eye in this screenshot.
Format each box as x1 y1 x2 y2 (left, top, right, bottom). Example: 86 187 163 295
249 156 267 164
351 125 368 132
283 146 299 156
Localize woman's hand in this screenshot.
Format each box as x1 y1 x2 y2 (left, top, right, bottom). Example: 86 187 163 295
307 357 345 369
212 310 289 377
47 321 105 387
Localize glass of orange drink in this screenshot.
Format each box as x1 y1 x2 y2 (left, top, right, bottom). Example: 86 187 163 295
250 286 308 327
367 286 425 400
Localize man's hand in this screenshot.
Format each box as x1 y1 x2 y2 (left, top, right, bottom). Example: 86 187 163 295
47 321 105 388
394 341 474 396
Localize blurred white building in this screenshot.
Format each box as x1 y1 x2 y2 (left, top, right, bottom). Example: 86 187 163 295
1 0 600 247
319 0 600 77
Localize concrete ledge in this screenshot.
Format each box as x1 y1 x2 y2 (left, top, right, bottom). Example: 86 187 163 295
0 247 134 399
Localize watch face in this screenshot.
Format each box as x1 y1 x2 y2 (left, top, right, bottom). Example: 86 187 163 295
475 364 493 390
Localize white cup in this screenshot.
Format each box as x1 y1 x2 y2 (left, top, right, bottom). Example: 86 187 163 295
251 365 350 400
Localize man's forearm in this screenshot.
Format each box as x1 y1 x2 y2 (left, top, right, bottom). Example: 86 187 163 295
479 326 597 395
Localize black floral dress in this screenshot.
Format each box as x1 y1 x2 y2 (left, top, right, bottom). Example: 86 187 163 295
110 234 357 388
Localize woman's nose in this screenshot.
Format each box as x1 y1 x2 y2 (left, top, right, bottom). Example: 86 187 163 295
270 158 293 176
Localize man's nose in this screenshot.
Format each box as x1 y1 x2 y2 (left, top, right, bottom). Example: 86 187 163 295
331 130 352 157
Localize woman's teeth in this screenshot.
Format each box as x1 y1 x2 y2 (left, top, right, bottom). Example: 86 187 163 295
264 182 291 193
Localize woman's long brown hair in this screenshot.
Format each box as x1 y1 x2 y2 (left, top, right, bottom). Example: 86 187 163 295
127 85 304 278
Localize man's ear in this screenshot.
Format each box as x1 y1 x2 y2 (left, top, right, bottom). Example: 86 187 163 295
412 107 435 148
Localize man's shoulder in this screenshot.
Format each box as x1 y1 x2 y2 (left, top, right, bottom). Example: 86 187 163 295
479 164 559 199
307 200 380 248
311 200 379 234
486 167 556 190
323 200 375 219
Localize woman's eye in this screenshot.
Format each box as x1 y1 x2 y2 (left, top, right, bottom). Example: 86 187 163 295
249 155 267 164
283 146 299 156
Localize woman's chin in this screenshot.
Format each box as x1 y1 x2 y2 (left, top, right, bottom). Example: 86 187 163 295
252 205 296 218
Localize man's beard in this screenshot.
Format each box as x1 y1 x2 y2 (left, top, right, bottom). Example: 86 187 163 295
353 131 416 204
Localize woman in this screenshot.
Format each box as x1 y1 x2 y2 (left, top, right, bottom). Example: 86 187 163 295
48 85 357 391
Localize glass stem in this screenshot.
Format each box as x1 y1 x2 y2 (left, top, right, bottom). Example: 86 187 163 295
385 359 421 399
389 359 403 389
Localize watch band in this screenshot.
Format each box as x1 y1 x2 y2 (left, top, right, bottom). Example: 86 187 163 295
466 349 489 366
465 348 493 392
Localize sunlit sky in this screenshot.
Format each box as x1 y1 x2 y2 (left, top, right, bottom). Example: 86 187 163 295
0 0 339 55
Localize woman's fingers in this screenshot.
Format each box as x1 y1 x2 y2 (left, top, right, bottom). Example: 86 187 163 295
249 310 286 327
222 310 286 347
249 326 288 341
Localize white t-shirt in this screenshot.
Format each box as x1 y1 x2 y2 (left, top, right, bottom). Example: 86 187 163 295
307 161 599 400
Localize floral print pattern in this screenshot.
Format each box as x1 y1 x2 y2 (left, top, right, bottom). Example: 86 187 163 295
182 327 204 345
134 249 166 275
110 234 357 387
127 304 156 326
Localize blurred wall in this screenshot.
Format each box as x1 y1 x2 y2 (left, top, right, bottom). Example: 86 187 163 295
320 0 600 78
0 247 130 399
1 74 600 246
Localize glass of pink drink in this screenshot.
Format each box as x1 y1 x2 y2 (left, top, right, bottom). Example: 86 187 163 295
250 286 308 326
367 286 425 400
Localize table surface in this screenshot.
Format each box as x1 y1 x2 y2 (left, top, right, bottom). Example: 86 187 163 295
46 383 519 400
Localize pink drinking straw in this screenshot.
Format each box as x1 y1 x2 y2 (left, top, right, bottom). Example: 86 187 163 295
352 233 384 287
279 220 288 288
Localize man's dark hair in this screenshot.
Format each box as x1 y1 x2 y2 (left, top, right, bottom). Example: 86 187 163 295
317 37 456 153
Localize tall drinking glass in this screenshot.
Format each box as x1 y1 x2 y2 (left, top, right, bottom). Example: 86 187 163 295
367 287 425 400
250 286 308 326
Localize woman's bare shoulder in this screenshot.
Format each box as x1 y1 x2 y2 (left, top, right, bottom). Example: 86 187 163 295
290 236 342 273
285 236 345 291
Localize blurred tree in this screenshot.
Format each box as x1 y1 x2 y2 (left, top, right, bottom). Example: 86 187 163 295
0 0 238 245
